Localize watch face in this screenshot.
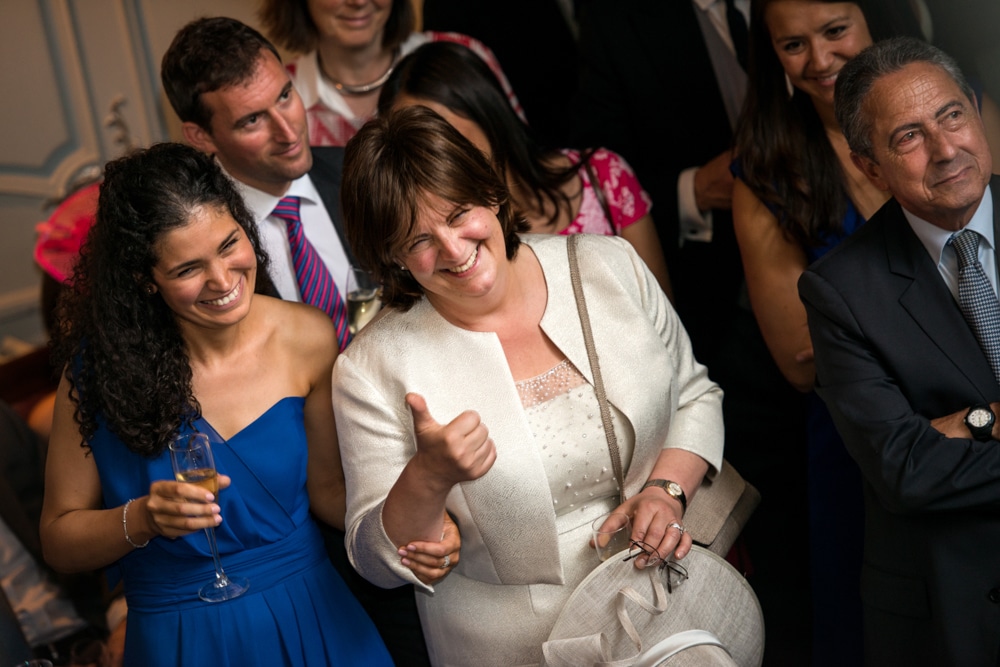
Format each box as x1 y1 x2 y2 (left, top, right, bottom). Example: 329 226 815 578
667 481 683 496
969 409 993 428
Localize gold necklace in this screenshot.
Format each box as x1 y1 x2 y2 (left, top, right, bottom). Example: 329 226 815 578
319 50 399 96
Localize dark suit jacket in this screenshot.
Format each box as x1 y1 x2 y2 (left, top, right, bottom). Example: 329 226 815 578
799 176 1000 666
572 0 743 366
308 146 355 267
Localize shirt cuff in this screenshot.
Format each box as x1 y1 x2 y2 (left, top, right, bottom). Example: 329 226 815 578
678 167 714 246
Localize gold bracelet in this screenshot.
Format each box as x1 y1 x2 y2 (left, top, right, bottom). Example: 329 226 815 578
122 498 150 548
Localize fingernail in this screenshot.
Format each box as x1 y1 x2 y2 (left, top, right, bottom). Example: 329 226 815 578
398 548 407 556
214 515 222 525
401 558 411 566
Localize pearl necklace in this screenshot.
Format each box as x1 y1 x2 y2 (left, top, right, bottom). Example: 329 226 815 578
320 50 399 96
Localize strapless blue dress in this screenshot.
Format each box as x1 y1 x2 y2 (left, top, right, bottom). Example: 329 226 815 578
89 397 392 666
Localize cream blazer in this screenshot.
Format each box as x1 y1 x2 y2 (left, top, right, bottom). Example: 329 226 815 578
332 234 724 593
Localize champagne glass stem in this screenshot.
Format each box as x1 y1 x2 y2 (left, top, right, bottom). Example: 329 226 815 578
203 526 233 587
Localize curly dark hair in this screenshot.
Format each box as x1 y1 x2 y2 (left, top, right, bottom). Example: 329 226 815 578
378 41 591 230
259 0 415 55
733 0 922 249
342 105 528 311
53 143 273 457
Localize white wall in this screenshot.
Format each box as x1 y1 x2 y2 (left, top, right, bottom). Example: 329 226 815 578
0 0 262 348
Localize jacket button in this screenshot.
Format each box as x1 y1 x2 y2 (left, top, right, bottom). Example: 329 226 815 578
988 588 1000 603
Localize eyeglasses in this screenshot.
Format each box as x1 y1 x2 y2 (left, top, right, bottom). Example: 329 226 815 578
624 540 689 592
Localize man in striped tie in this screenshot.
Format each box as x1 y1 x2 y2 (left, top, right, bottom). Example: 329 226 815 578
799 38 1000 665
162 17 353 350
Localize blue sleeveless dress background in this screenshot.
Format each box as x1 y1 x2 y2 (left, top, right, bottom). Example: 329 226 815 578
732 157 867 665
89 397 392 666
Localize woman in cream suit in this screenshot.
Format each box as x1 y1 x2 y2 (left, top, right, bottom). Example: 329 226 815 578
335 106 724 666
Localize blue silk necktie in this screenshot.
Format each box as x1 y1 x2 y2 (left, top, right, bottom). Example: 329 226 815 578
272 196 351 350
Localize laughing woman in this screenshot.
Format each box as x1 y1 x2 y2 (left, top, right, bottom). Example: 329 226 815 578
39 143 394 666
334 106 723 666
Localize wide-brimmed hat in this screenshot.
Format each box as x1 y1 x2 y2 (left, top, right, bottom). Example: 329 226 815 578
543 545 764 666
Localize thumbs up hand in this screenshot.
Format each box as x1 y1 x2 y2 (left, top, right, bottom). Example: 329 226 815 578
406 392 497 491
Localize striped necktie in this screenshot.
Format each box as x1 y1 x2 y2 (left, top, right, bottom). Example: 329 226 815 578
951 229 1000 382
272 196 352 350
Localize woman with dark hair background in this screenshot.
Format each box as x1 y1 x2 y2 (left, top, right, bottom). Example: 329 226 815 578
38 143 403 665
379 41 672 297
732 0 1000 662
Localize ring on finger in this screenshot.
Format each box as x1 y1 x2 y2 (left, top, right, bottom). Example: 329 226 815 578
667 521 685 534
441 554 451 569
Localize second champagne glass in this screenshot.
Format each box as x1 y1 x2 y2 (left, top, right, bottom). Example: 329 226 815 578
169 433 249 602
345 265 382 334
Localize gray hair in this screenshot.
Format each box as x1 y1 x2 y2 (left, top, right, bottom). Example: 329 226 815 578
835 37 975 160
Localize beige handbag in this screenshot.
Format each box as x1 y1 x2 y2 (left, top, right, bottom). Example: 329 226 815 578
567 234 759 557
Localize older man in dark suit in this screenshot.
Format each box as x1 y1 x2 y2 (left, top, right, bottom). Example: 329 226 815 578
800 37 1000 665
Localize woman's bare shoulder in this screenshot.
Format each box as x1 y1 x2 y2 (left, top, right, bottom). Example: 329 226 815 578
257 296 337 357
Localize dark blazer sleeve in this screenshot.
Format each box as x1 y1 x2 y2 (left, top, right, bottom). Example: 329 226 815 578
571 0 733 257
799 253 1000 515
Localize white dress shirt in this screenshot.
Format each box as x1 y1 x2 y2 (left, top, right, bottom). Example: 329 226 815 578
679 0 750 245
905 185 997 299
233 174 352 304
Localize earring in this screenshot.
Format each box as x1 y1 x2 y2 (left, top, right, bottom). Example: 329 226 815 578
398 264 408 272
145 284 156 296
785 72 795 100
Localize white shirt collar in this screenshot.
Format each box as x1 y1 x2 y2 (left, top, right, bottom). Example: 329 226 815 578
905 185 994 266
226 168 319 224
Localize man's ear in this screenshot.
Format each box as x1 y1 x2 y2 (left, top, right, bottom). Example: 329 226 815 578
182 121 217 155
851 152 890 192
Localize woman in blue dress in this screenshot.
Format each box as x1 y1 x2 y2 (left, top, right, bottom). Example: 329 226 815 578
39 143 400 666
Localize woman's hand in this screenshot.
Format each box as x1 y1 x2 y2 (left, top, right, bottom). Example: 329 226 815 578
615 486 692 568
143 474 232 539
399 512 462 585
406 393 496 492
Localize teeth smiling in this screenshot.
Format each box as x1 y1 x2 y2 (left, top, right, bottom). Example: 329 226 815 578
205 280 241 306
447 245 478 273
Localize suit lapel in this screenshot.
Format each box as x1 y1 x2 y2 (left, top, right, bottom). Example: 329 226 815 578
628 2 726 123
308 147 357 266
885 198 1000 396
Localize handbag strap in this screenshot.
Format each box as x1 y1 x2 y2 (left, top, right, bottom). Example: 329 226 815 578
567 234 626 501
582 157 617 236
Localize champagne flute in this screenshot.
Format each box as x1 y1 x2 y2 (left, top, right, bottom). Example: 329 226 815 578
169 433 249 602
345 265 382 334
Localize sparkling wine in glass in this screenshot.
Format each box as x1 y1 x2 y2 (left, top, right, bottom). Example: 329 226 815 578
169 433 249 602
346 265 382 334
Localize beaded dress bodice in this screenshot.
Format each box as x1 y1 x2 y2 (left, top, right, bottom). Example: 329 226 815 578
515 359 635 517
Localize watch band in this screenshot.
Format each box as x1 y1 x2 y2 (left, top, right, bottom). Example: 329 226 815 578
641 478 687 512
965 404 995 442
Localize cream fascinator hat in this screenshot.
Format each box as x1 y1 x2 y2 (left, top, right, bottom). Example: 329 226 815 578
543 545 764 666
